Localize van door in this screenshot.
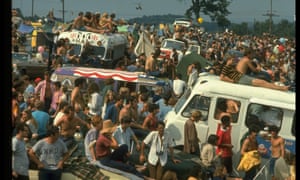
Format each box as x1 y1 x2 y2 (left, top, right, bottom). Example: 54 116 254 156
208 96 246 153
180 94 212 144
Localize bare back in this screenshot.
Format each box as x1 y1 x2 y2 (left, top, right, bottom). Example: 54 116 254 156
71 87 85 109
145 56 156 72
236 56 259 74
72 16 85 29
236 56 251 74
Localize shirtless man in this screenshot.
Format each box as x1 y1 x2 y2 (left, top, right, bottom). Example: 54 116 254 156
118 96 134 123
214 99 232 121
71 11 108 34
269 125 286 180
55 105 90 148
119 96 142 129
71 77 86 109
236 48 271 82
236 48 261 74
145 52 160 76
71 12 85 30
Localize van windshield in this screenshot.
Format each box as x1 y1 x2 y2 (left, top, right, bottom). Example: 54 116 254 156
174 88 191 113
91 46 105 57
162 40 185 50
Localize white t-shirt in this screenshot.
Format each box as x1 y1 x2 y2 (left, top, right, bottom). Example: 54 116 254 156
88 92 103 116
173 79 186 97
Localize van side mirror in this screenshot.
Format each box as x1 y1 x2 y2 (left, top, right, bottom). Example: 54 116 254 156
182 112 191 117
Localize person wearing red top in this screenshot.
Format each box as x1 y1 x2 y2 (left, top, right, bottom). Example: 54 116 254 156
142 103 159 132
216 115 233 176
95 120 145 178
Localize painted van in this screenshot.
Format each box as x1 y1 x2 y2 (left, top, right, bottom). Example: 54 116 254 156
164 72 295 179
58 30 128 68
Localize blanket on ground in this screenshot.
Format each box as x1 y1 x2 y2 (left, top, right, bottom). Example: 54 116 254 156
64 156 107 180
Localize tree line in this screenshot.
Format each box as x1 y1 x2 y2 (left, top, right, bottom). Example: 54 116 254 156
128 15 295 39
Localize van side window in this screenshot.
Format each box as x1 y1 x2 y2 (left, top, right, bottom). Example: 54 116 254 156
214 98 240 123
291 113 295 136
93 46 105 57
182 95 210 121
246 103 283 130
73 44 81 55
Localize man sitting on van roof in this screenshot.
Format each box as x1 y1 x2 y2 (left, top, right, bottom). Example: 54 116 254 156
220 54 289 91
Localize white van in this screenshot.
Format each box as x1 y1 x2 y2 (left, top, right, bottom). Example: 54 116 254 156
58 30 128 68
173 18 193 28
158 38 186 60
164 72 295 179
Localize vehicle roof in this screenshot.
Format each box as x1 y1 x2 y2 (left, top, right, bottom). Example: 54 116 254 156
162 38 185 43
174 17 191 21
58 30 128 47
160 38 186 50
51 66 167 85
192 73 295 108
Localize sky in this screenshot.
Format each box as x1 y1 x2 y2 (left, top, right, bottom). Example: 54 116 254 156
12 0 295 23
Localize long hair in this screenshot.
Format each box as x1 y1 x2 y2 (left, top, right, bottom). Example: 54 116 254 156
23 108 38 129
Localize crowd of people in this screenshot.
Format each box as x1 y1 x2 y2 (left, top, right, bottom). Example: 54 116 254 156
12 68 182 179
12 10 295 180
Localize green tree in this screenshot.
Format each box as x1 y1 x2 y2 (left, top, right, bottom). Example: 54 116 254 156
179 0 232 27
230 22 249 35
273 19 295 38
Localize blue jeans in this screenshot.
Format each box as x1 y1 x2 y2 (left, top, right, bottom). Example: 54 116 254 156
250 71 272 82
38 168 62 180
269 157 279 176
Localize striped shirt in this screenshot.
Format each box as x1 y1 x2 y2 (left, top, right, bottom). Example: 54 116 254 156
221 65 243 82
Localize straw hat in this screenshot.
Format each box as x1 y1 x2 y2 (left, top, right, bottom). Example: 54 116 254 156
101 120 116 134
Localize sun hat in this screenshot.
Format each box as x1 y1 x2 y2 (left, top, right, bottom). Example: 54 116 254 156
101 120 116 134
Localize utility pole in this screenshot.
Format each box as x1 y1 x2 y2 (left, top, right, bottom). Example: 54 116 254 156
262 0 279 34
62 0 65 23
31 0 34 17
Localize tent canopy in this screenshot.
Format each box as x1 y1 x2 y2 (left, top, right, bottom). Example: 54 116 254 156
176 53 212 81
